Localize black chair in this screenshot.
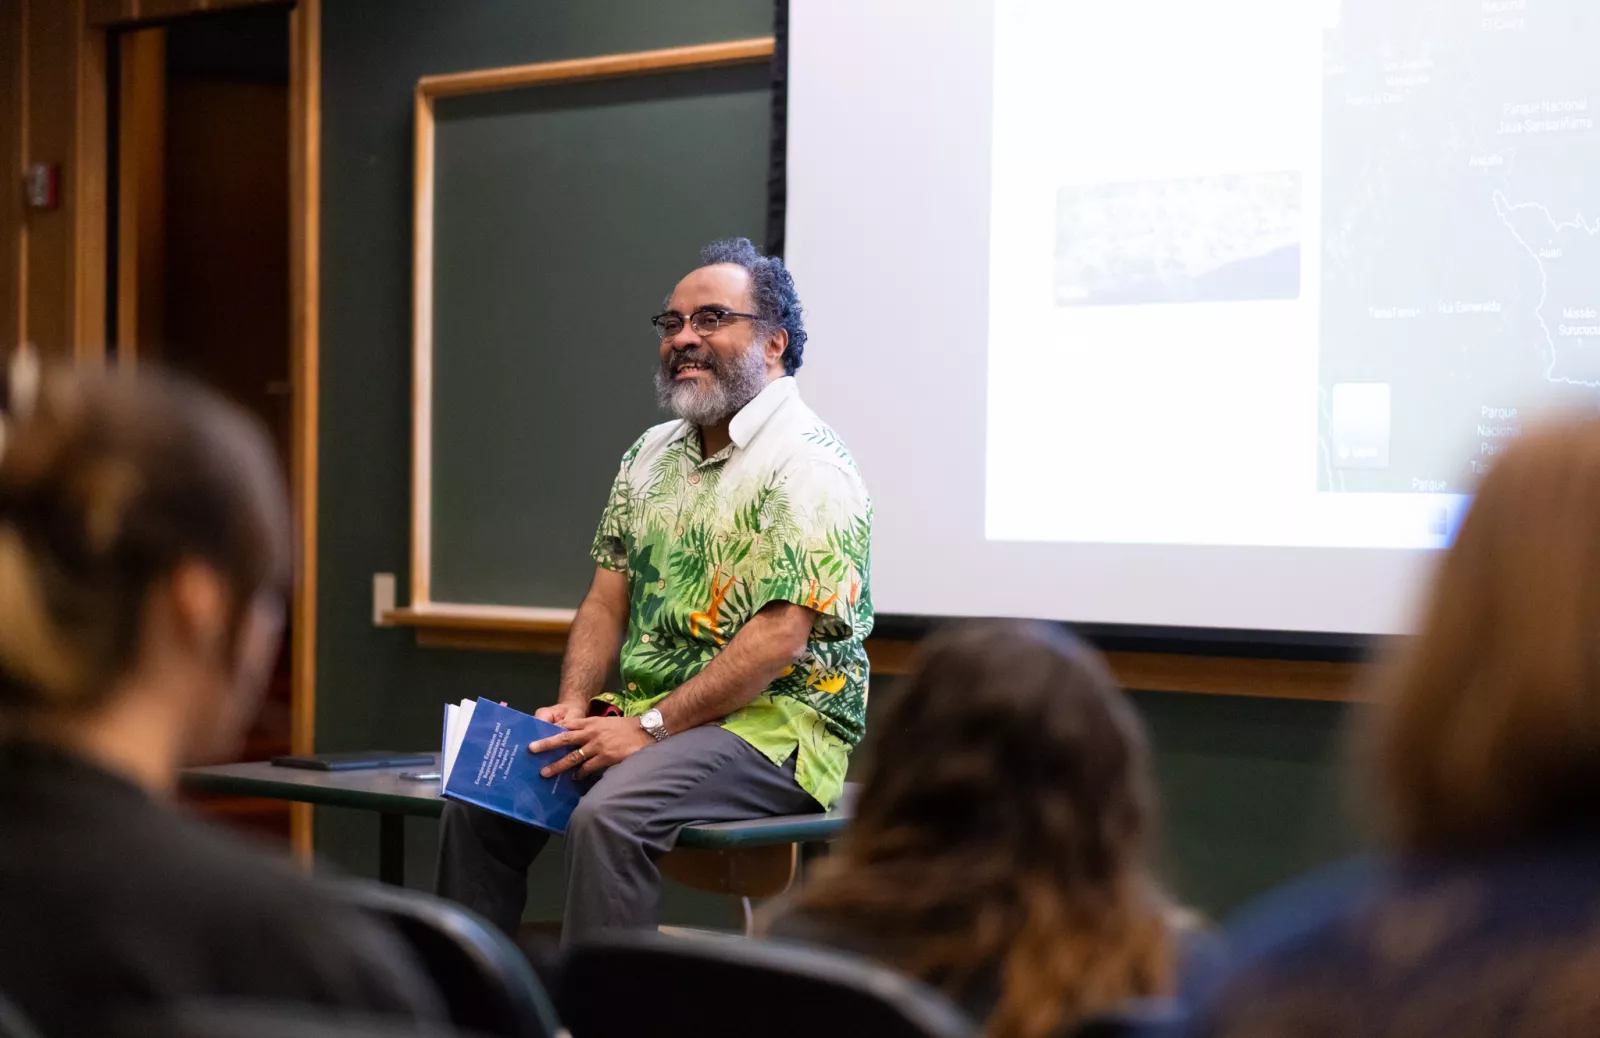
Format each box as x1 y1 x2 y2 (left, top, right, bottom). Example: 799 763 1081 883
107 1002 501 1038
554 931 976 1038
333 880 562 1038
0 994 39 1038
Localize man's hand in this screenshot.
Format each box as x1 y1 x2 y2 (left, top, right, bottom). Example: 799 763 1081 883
529 715 653 780
533 702 585 729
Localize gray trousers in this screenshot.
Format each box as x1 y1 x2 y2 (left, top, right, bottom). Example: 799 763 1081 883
434 724 818 943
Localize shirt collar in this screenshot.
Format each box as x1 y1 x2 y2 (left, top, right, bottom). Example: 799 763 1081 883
728 376 797 449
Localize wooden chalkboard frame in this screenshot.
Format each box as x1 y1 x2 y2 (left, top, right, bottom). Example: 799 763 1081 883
394 37 777 641
385 35 1366 701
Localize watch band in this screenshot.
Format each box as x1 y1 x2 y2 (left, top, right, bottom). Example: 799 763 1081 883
640 709 669 742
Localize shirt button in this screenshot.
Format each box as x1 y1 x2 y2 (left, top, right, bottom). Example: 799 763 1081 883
688 472 701 485
628 682 638 691
658 579 666 590
641 634 651 643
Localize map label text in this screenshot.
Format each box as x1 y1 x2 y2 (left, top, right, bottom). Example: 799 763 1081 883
1441 300 1503 314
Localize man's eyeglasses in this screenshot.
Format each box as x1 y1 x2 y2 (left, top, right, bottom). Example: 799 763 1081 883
651 307 760 339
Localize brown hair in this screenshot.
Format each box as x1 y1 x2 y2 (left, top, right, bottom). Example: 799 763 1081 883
0 361 289 717
776 621 1173 1038
1370 416 1600 854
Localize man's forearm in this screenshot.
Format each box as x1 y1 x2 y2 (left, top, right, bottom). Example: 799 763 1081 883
656 604 812 733
556 592 627 709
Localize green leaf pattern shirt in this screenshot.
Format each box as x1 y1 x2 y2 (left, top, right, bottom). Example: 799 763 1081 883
589 377 873 809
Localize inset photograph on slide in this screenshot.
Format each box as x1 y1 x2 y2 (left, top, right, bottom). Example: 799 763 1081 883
1054 172 1302 307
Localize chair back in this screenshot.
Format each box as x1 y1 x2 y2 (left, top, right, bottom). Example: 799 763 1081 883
106 1002 498 1038
334 880 561 1038
0 994 40 1038
4 993 504 1038
555 931 974 1038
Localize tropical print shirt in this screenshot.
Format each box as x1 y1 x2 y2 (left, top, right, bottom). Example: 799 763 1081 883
589 376 872 809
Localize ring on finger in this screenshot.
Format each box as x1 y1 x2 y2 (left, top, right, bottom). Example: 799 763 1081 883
575 747 588 762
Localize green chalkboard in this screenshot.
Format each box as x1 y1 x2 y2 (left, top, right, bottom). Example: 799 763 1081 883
427 62 773 607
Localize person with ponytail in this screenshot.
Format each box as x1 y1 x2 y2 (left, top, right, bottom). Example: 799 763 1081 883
763 621 1220 1038
0 359 441 1033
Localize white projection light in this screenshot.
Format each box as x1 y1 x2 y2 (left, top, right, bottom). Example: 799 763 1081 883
786 0 1593 634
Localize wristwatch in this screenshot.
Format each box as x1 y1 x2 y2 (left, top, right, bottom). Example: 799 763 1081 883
639 708 669 742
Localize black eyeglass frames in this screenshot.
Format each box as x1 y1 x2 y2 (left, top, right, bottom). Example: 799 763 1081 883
650 307 761 339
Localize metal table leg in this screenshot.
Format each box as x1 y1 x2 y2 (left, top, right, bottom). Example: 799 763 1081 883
798 839 830 880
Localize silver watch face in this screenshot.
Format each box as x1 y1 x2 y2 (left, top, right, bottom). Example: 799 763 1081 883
641 708 664 731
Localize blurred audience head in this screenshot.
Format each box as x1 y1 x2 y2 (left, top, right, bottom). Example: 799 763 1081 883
1371 414 1600 854
778 620 1172 1038
0 355 289 780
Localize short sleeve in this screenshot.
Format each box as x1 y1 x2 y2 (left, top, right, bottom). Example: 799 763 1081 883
755 460 872 642
589 437 643 573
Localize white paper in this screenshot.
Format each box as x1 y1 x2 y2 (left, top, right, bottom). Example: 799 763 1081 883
440 697 477 793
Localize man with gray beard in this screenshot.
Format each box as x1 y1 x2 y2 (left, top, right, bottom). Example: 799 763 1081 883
435 238 874 942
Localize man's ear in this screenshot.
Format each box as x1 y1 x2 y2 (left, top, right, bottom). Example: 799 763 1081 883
766 327 789 368
167 561 230 654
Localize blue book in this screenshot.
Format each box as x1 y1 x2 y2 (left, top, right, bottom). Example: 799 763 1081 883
440 698 589 834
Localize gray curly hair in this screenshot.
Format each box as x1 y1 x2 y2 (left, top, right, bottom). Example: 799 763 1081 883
698 237 807 375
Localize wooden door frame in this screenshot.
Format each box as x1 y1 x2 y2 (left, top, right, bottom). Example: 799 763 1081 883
86 0 321 854
286 0 320 857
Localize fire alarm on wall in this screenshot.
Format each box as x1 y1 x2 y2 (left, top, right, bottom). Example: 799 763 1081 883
24 163 59 211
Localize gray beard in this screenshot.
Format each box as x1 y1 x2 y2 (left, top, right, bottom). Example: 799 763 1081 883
654 343 770 427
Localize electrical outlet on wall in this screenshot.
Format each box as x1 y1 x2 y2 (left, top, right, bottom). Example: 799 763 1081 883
372 573 396 626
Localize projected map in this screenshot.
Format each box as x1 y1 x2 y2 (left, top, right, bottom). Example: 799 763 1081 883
1318 0 1600 493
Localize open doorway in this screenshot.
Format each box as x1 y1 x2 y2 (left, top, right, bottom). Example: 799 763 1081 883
111 6 295 846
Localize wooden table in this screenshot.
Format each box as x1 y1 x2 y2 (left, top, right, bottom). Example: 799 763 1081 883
181 756 854 888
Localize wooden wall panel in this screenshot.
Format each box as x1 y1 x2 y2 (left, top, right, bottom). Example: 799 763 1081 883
88 0 294 29
71 2 107 364
20 0 79 359
86 0 131 27
0 0 22 351
5 0 291 364
3 0 107 363
116 29 165 362
288 0 321 855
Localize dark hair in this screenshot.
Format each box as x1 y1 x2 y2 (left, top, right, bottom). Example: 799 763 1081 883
1369 415 1600 854
773 621 1175 1038
698 237 807 374
0 362 290 715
